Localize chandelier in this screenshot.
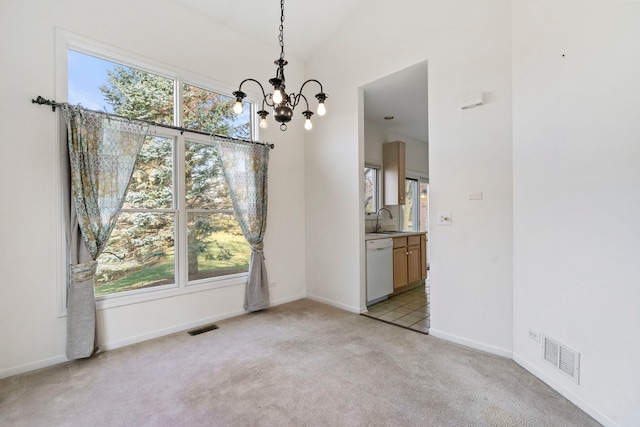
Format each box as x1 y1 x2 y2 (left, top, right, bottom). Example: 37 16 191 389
232 0 327 131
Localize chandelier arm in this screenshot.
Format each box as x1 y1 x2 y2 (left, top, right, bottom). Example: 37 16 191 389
297 79 325 96
237 78 269 100
288 92 301 110
290 81 325 110
298 93 310 111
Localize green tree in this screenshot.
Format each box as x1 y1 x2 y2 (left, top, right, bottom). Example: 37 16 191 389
99 66 247 281
100 66 174 124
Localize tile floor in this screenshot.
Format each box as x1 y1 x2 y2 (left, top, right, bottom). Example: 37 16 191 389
362 285 430 334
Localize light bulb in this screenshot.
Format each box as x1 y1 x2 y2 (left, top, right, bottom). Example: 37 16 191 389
273 89 283 104
317 102 326 116
259 117 268 129
304 118 313 130
233 101 243 115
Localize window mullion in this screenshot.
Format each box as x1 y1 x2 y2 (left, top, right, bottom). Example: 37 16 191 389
186 208 235 214
412 181 419 231
120 208 177 213
175 76 183 128
176 133 187 288
174 78 188 288
375 168 380 212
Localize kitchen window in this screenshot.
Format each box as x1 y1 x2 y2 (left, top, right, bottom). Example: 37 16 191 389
364 165 380 214
401 178 428 232
66 45 253 300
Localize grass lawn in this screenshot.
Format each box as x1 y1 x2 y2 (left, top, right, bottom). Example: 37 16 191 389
95 234 250 296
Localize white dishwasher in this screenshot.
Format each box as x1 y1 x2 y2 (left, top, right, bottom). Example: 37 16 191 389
366 238 394 305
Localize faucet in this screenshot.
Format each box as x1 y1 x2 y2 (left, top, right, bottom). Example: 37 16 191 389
375 207 393 233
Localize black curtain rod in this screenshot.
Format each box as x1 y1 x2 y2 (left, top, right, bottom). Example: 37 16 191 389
31 96 275 149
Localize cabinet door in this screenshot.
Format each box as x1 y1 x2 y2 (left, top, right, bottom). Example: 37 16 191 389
393 247 408 290
383 141 406 205
407 244 422 284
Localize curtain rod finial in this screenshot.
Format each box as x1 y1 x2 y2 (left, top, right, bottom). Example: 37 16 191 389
32 96 57 111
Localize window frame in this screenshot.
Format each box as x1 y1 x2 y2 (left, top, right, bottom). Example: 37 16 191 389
401 173 429 232
401 178 419 231
55 30 258 315
364 164 381 215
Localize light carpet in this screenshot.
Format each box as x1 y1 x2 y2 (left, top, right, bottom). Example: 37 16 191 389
0 299 599 426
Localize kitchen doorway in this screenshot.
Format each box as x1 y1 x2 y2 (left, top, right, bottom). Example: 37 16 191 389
360 60 430 332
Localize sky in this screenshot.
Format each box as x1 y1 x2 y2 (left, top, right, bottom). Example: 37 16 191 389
67 50 117 112
67 49 251 136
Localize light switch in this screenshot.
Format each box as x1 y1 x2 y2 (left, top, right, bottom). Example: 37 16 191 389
437 211 452 226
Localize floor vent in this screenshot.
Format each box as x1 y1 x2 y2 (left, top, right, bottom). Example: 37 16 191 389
542 334 580 384
188 324 219 336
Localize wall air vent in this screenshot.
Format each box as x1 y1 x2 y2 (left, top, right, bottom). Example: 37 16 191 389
542 334 580 384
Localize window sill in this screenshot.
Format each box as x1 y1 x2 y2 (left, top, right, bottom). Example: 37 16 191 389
91 273 248 312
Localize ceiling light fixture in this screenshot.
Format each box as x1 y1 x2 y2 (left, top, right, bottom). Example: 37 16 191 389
232 0 327 131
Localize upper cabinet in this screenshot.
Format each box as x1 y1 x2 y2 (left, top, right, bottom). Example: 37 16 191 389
383 141 406 205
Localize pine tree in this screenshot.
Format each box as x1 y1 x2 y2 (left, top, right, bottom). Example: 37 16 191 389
98 66 247 283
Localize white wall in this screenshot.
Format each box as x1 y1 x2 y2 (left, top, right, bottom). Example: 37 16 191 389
0 0 306 377
512 1 640 426
305 0 514 351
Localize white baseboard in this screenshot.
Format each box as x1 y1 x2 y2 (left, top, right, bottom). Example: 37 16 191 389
99 308 247 351
272 293 306 306
101 294 306 351
513 353 618 427
428 328 513 358
0 354 69 380
1 295 306 379
305 293 361 314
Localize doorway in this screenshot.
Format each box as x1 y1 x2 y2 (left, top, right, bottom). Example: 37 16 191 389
360 60 430 331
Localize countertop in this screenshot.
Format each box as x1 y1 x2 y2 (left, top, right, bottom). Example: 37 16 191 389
365 231 427 240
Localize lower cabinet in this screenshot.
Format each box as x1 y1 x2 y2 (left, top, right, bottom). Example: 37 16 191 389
393 246 408 290
392 234 426 293
407 242 422 284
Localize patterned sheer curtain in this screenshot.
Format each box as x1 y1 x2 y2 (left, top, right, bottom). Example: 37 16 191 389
213 136 271 311
62 105 148 359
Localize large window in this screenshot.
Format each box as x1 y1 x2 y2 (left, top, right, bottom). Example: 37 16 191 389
68 49 252 297
184 141 250 282
96 136 176 296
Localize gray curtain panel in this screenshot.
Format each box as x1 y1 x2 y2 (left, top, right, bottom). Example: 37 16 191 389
62 106 148 359
213 137 271 311
61 115 96 359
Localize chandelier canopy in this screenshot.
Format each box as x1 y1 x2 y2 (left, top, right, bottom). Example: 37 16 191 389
232 0 327 131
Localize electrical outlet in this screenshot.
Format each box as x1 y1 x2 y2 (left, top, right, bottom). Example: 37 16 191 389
437 211 452 226
528 329 540 343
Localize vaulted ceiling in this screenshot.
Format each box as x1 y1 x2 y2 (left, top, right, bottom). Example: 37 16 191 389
171 0 428 144
170 0 367 62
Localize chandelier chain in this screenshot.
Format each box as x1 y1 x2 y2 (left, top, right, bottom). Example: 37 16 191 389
232 0 326 131
279 0 285 60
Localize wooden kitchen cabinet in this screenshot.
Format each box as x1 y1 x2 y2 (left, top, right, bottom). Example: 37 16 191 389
393 246 408 290
407 243 422 284
392 234 426 293
383 141 406 205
